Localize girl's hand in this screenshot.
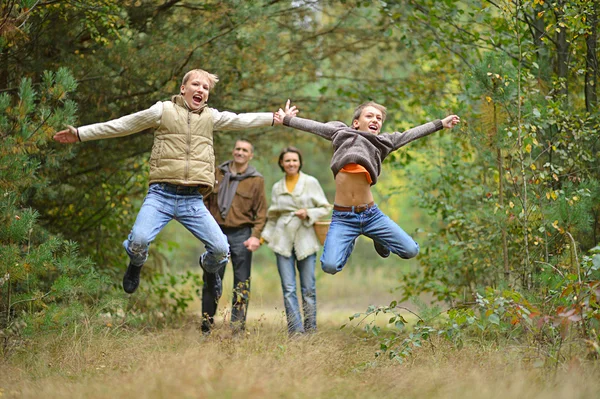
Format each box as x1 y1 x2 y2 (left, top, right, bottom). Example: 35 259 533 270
442 115 460 129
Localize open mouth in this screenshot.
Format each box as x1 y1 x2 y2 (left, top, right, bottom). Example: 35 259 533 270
192 94 203 104
368 123 379 132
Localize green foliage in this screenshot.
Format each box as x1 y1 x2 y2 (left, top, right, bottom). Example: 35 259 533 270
0 68 111 357
355 264 600 365
144 270 203 319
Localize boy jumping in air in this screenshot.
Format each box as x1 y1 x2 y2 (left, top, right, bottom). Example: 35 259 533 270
54 69 297 297
274 101 459 274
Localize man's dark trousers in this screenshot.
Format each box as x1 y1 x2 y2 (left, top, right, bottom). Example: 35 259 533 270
202 226 252 332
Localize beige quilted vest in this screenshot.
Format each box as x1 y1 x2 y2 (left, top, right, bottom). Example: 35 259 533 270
148 95 215 194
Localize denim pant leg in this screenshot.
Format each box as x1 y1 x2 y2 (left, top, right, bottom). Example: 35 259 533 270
123 187 174 267
320 211 362 275
276 252 304 334
176 195 229 273
362 206 419 259
297 253 317 332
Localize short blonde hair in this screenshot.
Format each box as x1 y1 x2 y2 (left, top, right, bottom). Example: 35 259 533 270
352 101 387 124
181 69 219 90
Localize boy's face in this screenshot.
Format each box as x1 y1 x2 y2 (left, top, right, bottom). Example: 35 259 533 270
352 106 383 134
180 73 210 110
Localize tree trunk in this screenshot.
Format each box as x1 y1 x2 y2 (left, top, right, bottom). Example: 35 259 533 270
585 1 598 112
554 5 570 100
494 103 510 283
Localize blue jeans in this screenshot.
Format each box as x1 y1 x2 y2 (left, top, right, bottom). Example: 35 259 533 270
276 251 317 334
321 204 419 274
123 183 229 273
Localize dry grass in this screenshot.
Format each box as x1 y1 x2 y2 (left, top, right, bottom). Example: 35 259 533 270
2 318 600 399
2 261 600 398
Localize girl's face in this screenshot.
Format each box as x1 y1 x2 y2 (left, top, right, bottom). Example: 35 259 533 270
352 105 383 134
280 152 300 176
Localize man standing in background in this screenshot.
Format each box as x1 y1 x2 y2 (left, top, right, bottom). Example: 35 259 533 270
201 139 267 334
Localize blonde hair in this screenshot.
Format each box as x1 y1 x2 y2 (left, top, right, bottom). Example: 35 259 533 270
181 69 219 90
352 101 387 124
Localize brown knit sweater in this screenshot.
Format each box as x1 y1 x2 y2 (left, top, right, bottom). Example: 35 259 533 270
282 116 443 185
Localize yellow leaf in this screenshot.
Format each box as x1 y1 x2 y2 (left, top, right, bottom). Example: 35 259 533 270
546 192 550 200
551 191 558 200
525 144 532 153
509 201 515 208
530 163 537 170
486 96 492 103
552 220 560 230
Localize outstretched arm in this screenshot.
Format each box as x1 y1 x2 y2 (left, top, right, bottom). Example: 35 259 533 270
54 102 163 143
387 114 461 150
275 100 343 141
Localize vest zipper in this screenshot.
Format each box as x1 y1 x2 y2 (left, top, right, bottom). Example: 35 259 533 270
185 111 191 182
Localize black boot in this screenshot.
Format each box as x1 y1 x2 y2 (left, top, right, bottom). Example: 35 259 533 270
122 263 142 293
201 314 213 335
373 241 390 258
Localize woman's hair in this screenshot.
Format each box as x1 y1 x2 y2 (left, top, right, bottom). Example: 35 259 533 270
352 101 387 124
181 69 219 90
278 146 303 172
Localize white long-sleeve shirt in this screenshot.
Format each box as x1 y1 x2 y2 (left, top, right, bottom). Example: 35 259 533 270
78 101 273 142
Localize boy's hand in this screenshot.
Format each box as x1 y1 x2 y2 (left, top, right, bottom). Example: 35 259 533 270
273 99 298 125
53 125 79 143
442 115 460 129
273 109 286 125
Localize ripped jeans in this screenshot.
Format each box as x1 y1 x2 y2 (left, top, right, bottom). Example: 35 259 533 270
123 183 229 273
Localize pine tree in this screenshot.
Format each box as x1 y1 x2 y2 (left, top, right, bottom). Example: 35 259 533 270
0 69 110 347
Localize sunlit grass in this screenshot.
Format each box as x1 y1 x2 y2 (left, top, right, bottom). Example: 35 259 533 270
2 320 600 399
4 215 600 398
3 252 600 398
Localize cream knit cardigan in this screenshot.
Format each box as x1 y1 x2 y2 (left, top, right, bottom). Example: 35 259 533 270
262 172 332 260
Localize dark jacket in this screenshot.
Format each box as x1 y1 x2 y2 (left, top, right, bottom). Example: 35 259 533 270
204 163 267 238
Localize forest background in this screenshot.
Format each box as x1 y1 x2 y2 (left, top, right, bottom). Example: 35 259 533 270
1 0 600 396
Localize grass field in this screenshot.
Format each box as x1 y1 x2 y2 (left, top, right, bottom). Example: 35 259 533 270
2 316 599 398
2 257 600 399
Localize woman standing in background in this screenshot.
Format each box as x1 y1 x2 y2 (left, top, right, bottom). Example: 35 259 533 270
262 147 331 335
